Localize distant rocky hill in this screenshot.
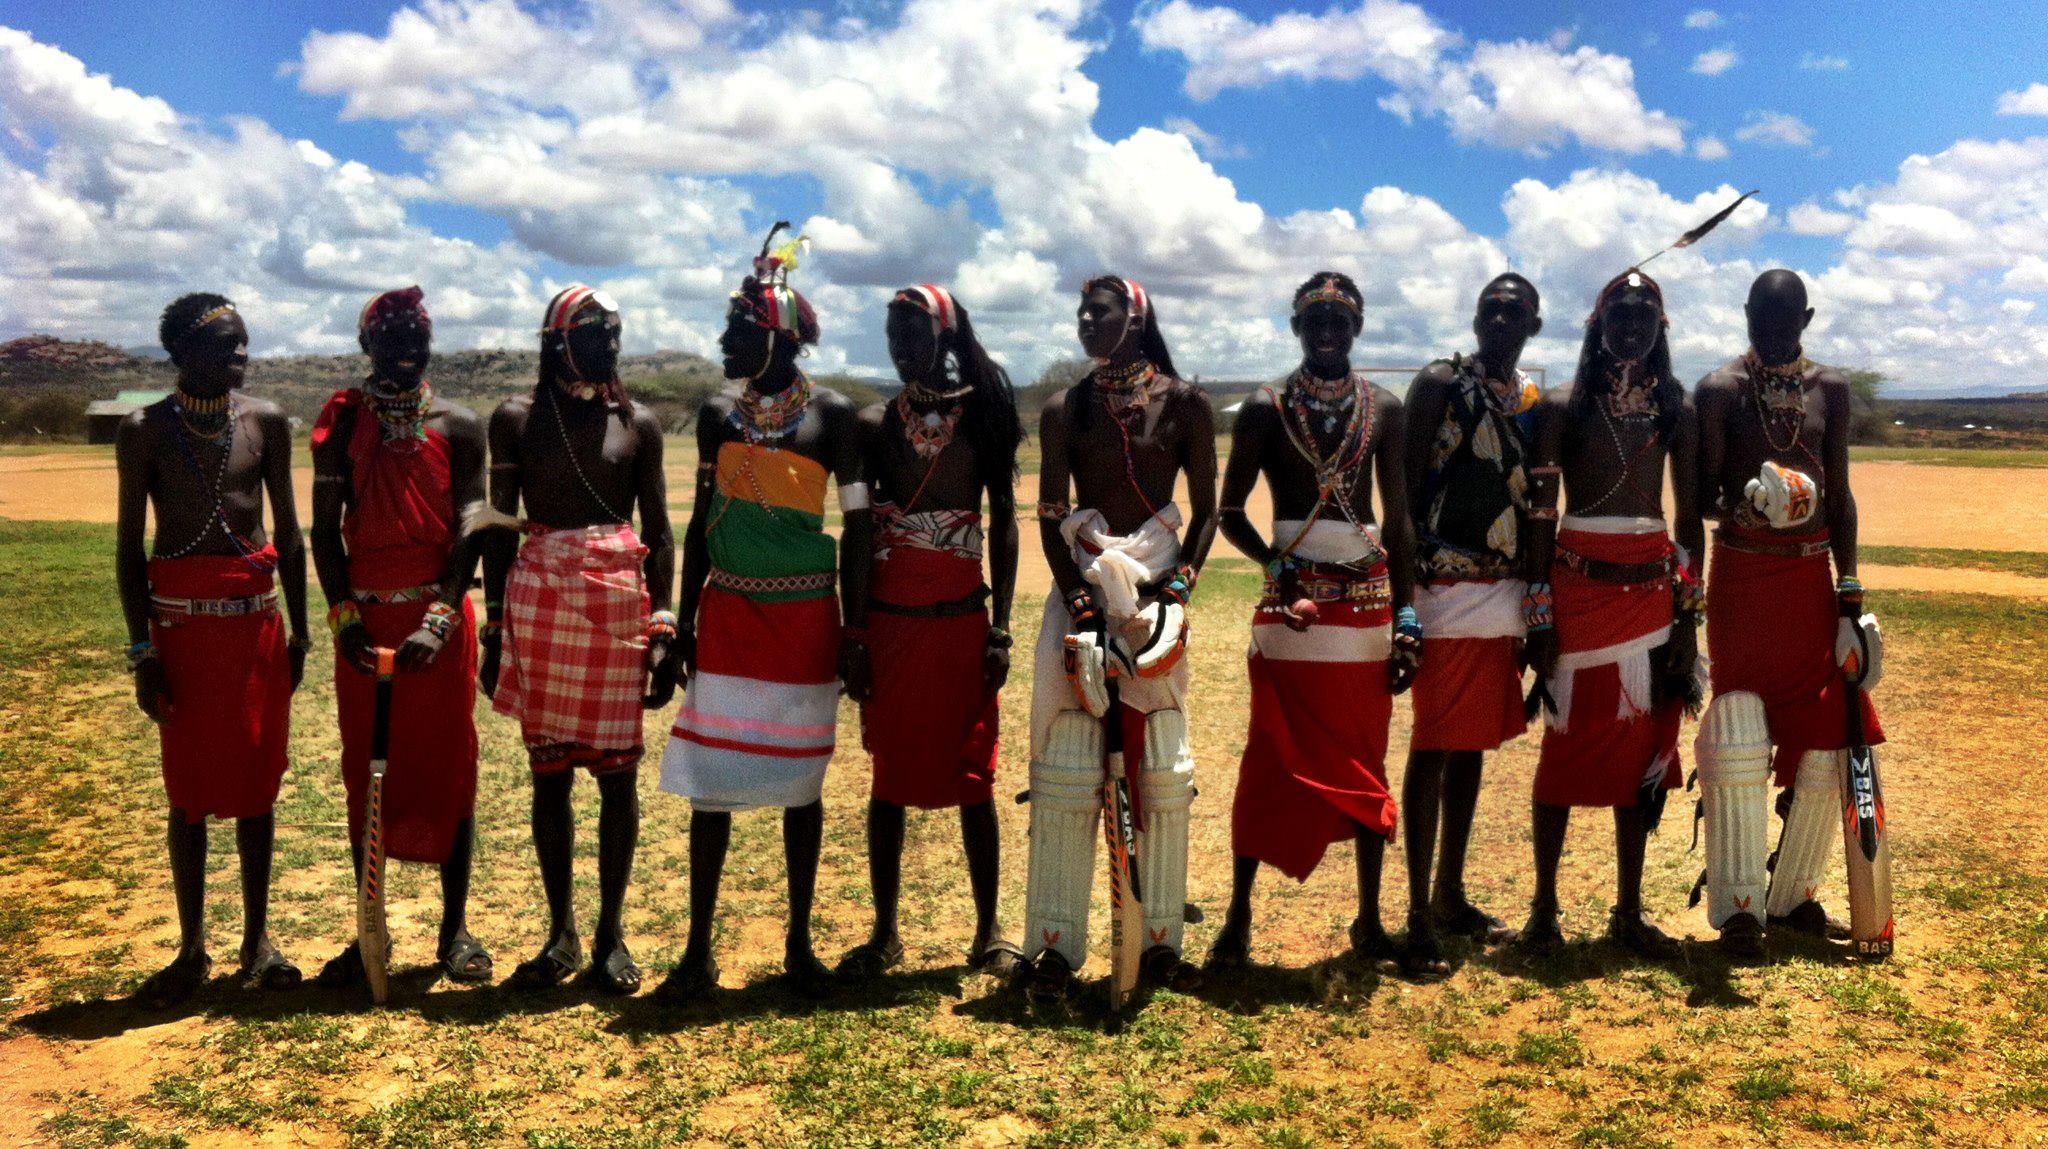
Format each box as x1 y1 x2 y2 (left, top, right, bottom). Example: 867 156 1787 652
0 335 890 441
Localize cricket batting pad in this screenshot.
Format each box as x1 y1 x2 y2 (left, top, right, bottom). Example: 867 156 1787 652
1697 691 1772 929
1023 711 1102 969
1767 749 1841 919
1136 708 1195 955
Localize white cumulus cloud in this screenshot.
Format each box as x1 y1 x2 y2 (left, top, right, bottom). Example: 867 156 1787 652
1690 47 1738 76
1997 83 2048 117
1683 10 1723 30
1736 110 1817 149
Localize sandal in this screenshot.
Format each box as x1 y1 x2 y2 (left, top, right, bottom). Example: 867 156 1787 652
1432 898 1509 943
1203 926 1252 973
576 943 642 995
1511 900 1566 957
1609 907 1681 961
316 943 366 990
1398 913 1451 980
136 953 211 1010
785 952 836 999
506 934 583 991
968 938 1025 980
1719 912 1767 959
438 934 494 984
834 938 905 986
239 942 302 991
653 956 721 1004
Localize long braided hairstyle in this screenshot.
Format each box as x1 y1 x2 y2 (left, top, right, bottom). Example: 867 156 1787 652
1071 275 1181 434
887 293 1023 489
1567 274 1684 446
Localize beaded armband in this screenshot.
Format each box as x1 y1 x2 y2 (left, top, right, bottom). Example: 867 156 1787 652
326 600 364 638
1036 501 1072 522
419 601 459 642
1523 582 1555 632
646 609 679 642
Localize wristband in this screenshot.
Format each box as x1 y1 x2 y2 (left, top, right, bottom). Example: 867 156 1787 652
1393 605 1423 644
1065 586 1099 624
326 600 364 638
1836 576 1864 611
127 640 158 670
1161 563 1196 606
479 620 503 641
838 482 870 512
986 626 1014 650
1522 582 1555 632
419 601 459 642
647 609 679 641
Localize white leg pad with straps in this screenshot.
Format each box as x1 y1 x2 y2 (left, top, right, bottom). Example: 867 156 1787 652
1767 749 1843 918
1023 711 1102 969
1696 691 1773 929
1136 708 1195 955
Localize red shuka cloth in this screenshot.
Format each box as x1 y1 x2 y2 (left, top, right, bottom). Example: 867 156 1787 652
1708 526 1884 785
861 542 998 809
1233 594 1397 881
328 398 479 863
1534 526 1684 808
1410 636 1527 752
148 545 292 823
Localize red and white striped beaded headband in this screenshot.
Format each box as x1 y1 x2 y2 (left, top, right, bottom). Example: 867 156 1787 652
893 283 959 338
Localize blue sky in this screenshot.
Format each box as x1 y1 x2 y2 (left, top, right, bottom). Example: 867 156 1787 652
5 1 2048 393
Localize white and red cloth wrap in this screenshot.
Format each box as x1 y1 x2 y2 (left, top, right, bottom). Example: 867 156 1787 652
493 523 651 773
1409 577 1528 752
1029 503 1189 754
1234 520 1397 880
1532 516 1683 808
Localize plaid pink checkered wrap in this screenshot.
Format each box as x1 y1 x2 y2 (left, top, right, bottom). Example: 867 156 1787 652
493 524 650 759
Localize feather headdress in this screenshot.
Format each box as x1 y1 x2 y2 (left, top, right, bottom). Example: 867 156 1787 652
732 220 818 344
1591 189 1759 321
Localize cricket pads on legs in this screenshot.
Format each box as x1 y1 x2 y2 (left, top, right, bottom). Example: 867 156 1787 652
1697 691 1772 929
1767 749 1842 919
1137 708 1194 955
1023 712 1102 969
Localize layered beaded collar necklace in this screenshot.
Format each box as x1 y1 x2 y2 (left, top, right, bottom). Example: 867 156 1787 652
1604 358 1660 421
159 391 262 561
366 380 433 447
895 383 966 461
1096 359 1170 421
732 373 812 445
1743 347 1815 455
171 387 231 441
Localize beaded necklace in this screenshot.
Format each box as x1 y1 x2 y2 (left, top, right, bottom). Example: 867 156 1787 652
894 390 963 461
158 395 262 561
1276 369 1377 537
732 373 812 444
367 380 433 447
544 383 633 524
1743 348 1815 458
1577 367 1663 515
1096 362 1174 517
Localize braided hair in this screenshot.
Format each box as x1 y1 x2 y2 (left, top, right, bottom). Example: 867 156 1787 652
887 294 1024 488
1568 286 1683 445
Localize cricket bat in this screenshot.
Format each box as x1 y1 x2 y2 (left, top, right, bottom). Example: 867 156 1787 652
357 647 397 1004
1100 675 1145 1012
1840 672 1893 960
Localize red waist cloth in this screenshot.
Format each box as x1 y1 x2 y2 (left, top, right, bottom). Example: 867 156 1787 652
1535 526 1682 808
1410 636 1527 752
1233 595 1396 881
147 545 291 822
1708 526 1883 785
862 546 997 809
335 596 479 863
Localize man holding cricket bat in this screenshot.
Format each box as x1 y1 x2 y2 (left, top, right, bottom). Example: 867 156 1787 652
1020 275 1218 1005
310 287 493 989
1694 269 1890 959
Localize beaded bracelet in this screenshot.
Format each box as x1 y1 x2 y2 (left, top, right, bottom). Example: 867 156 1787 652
326 600 364 638
1065 587 1100 626
127 640 158 670
986 626 1014 650
646 610 679 641
1523 582 1555 632
479 620 503 641
1394 605 1423 643
419 601 459 642
1161 563 1196 606
1836 576 1865 615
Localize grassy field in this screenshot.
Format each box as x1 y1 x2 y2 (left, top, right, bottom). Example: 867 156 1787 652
1850 445 2048 469
3 518 2048 1147
1860 546 2048 581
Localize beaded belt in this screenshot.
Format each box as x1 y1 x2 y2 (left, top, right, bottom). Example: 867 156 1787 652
354 583 440 604
1264 568 1391 610
1555 547 1672 586
708 567 836 596
1713 529 1833 559
151 589 279 622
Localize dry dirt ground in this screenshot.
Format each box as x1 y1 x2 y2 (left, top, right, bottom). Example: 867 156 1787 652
4 446 2047 600
1 451 2046 1147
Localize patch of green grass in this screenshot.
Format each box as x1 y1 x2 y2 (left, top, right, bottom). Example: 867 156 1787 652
1732 1064 1797 1103
1512 1030 1585 1068
1850 444 2048 468
1861 545 2048 579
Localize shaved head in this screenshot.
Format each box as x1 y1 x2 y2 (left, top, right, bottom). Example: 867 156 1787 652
1744 269 1813 363
1748 268 1808 313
